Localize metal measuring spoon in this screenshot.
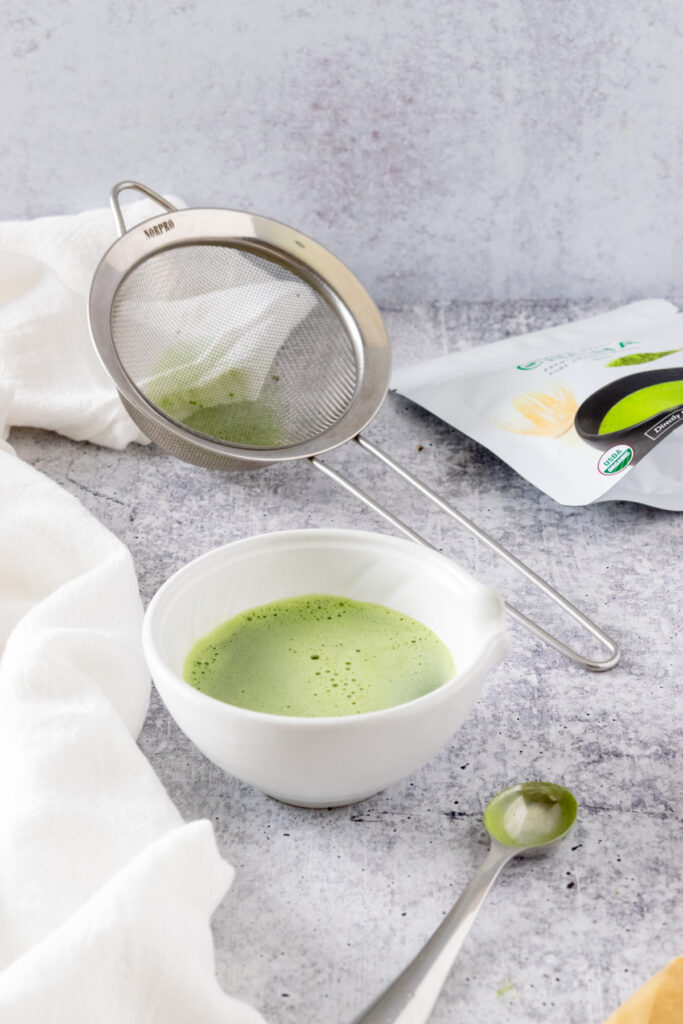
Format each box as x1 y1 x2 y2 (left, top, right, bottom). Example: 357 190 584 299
351 781 578 1024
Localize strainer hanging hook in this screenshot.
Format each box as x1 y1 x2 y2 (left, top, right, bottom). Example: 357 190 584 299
91 182 620 672
110 180 177 237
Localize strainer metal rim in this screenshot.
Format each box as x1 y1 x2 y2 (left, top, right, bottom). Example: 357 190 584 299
88 205 391 462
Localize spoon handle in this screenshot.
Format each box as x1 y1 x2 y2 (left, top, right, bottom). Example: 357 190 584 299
350 842 513 1024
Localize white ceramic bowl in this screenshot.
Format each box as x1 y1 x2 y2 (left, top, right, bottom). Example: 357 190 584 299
143 529 508 807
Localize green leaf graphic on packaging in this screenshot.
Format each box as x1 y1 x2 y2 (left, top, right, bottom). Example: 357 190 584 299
607 349 680 367
515 339 641 372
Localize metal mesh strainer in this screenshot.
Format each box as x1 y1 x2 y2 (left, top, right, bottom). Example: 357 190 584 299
89 181 620 670
110 245 359 451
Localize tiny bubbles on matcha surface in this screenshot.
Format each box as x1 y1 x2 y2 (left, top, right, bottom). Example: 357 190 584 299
183 594 455 717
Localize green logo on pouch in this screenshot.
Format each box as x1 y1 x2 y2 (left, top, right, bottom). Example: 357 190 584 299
598 445 634 475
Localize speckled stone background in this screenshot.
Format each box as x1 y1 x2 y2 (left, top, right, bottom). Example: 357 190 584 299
2 1 683 302
12 300 683 1023
4 1 683 1019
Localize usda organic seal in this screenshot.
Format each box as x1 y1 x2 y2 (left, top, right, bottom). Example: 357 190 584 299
598 444 634 475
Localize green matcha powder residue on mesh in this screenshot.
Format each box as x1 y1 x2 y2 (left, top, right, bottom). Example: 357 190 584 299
146 343 284 446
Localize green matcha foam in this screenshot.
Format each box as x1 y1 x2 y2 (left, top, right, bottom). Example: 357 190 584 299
184 594 455 717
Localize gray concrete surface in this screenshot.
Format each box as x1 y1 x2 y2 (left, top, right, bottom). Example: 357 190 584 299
12 299 683 1023
2 2 683 303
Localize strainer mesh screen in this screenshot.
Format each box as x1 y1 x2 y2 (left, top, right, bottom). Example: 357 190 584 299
110 244 359 448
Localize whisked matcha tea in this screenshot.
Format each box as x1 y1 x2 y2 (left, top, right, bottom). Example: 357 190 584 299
184 594 454 716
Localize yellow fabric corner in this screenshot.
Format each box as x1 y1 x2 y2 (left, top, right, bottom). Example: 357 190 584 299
605 958 683 1023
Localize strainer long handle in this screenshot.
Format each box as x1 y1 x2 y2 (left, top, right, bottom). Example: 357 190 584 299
310 439 620 672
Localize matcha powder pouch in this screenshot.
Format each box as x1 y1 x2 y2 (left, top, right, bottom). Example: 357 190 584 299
392 300 683 510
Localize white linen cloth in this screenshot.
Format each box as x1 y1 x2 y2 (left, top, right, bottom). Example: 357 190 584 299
0 202 265 1021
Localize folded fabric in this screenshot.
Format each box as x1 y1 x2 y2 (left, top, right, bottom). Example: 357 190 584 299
0 205 265 1020
0 201 168 447
605 958 683 1023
